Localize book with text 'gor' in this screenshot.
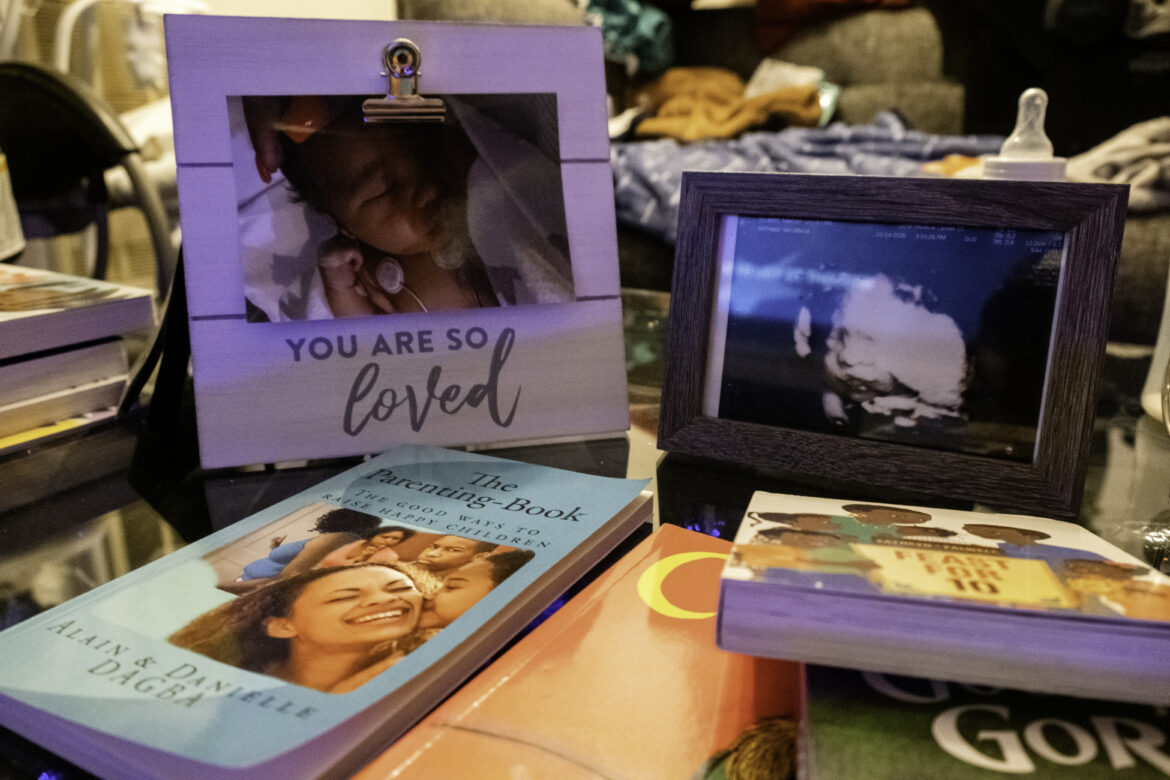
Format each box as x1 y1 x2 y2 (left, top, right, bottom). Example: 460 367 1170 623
0 444 650 779
717 491 1170 705
357 523 800 780
800 665 1170 779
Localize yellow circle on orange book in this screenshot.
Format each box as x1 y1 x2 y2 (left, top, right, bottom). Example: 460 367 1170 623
636 551 728 619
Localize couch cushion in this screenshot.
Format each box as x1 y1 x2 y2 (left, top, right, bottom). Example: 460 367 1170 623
772 8 944 85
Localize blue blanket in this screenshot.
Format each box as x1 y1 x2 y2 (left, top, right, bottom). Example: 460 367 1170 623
610 112 1004 243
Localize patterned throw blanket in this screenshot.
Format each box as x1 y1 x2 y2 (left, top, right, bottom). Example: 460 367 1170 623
1067 117 1170 213
611 112 1003 243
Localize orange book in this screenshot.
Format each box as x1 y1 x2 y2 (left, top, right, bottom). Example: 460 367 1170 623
358 524 800 779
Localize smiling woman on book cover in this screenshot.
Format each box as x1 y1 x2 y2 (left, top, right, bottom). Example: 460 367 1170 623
170 536 539 694
169 563 434 694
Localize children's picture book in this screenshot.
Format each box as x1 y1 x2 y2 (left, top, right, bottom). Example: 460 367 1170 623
800 665 1170 779
718 491 1170 704
0 265 154 360
0 445 650 779
167 17 630 468
357 523 800 779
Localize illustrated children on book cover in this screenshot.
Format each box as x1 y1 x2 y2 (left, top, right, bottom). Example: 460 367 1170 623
727 493 1170 622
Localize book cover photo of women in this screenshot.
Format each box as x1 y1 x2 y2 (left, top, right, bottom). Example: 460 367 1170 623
133 503 534 694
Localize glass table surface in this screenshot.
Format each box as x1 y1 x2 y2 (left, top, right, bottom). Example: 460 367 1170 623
1 289 1169 778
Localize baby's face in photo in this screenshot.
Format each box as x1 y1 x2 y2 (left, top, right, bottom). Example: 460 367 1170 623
302 121 449 256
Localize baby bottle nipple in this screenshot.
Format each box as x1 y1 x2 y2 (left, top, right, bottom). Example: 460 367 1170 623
983 88 1067 181
1001 88 1054 159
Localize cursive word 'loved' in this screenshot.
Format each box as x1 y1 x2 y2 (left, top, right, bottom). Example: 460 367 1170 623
343 328 519 436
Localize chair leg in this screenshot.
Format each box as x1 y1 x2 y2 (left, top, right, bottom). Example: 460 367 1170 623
92 205 109 279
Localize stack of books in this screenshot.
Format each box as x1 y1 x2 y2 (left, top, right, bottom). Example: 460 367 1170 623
0 264 154 451
3 439 1166 776
716 490 1170 778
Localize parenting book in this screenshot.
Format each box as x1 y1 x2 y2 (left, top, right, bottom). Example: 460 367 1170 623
357 524 800 779
800 665 1170 779
0 445 650 779
718 491 1170 704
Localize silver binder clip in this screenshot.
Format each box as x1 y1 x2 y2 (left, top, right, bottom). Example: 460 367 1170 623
363 39 446 124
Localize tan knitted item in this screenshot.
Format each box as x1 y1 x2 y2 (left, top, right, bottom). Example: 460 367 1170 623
635 67 821 142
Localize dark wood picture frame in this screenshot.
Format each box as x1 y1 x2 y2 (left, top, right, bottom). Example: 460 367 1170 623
658 171 1128 518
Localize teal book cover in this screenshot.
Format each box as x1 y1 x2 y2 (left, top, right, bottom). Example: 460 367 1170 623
801 666 1170 779
0 444 650 778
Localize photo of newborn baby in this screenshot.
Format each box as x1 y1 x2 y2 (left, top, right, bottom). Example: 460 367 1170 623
231 92 575 322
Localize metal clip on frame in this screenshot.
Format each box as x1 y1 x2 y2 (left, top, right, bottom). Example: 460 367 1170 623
362 39 446 124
